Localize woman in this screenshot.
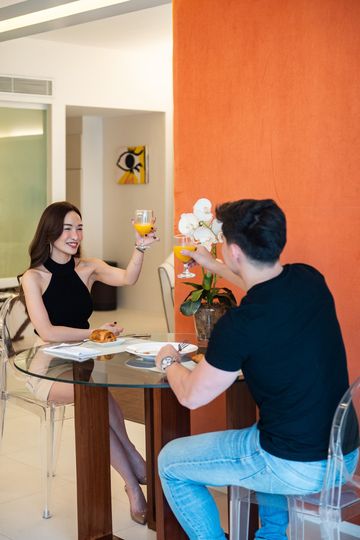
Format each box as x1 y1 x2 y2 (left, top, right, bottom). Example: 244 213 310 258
21 201 158 525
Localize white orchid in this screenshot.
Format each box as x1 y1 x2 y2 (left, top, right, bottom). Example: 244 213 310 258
193 198 213 223
211 218 223 237
178 198 222 246
179 198 236 318
178 212 199 236
193 226 216 247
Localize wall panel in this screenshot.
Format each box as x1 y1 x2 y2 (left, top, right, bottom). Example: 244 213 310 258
173 0 360 400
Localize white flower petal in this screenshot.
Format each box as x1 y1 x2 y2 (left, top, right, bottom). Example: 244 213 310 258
193 226 215 243
211 219 223 238
193 198 213 222
178 213 199 236
202 241 213 252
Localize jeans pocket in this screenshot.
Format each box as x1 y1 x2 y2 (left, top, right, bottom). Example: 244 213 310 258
264 454 327 495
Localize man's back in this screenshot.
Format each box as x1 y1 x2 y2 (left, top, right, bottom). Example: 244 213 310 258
206 263 349 461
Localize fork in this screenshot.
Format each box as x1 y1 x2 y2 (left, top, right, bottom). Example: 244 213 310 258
178 342 189 352
50 340 89 349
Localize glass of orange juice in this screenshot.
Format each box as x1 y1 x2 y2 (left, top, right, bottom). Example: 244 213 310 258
134 209 154 249
174 234 197 278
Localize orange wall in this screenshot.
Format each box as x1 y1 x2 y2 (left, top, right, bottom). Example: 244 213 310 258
173 0 360 391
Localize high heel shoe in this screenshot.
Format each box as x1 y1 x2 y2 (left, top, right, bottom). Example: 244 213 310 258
137 475 147 485
124 485 147 525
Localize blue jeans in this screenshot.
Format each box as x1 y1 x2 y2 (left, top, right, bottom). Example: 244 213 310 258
158 424 357 540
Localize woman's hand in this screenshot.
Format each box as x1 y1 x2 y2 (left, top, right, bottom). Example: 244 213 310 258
132 217 160 249
100 322 124 336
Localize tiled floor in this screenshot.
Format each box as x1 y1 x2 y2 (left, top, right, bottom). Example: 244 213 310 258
0 402 155 540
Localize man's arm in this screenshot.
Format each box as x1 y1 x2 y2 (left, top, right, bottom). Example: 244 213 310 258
182 245 246 290
156 344 239 409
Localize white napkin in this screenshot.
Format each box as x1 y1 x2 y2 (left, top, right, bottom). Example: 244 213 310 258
43 344 99 360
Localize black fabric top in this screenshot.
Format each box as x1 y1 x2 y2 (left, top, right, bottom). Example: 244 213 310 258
206 263 350 462
42 257 93 329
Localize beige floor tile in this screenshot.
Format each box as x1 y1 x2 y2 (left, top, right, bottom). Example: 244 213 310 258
0 413 39 456
0 455 41 504
0 490 77 540
116 524 157 540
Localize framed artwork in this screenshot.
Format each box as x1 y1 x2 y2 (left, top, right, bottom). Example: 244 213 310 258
116 145 148 184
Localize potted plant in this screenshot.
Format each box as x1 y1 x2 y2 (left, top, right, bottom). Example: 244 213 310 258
177 198 237 340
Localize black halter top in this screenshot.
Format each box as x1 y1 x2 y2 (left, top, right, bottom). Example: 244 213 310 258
42 257 93 329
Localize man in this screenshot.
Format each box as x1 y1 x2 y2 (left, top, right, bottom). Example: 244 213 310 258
156 199 356 540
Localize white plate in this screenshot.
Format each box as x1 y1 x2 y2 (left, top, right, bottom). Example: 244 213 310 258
89 337 126 348
126 341 198 359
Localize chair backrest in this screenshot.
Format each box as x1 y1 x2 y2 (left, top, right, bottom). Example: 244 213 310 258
0 294 34 359
158 253 175 332
319 376 360 519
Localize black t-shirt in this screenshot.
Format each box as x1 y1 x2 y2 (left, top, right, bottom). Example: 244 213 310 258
206 263 350 462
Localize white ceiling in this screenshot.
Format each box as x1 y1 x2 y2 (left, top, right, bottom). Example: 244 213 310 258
32 3 172 50
0 1 173 118
0 1 23 6
0 1 172 49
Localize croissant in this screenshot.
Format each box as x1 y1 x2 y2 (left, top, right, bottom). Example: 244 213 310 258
89 329 116 343
191 353 204 363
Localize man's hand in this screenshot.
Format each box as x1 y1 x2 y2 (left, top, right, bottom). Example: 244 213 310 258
156 344 181 370
182 245 216 272
182 244 245 290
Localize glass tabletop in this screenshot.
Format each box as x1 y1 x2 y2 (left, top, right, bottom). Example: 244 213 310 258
13 333 206 389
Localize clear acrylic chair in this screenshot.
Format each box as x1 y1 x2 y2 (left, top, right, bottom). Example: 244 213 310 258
0 294 73 519
158 253 175 332
229 377 360 539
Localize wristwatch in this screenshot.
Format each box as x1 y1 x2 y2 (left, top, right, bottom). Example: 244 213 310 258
160 355 178 372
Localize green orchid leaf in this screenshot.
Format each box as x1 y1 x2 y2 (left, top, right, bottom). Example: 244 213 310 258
216 293 237 307
216 296 232 306
221 287 237 304
202 272 213 291
190 289 204 302
180 298 202 316
183 282 203 290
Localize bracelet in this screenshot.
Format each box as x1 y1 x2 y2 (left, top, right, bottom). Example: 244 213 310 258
135 245 146 253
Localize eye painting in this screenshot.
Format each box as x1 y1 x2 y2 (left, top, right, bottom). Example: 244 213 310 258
116 145 148 184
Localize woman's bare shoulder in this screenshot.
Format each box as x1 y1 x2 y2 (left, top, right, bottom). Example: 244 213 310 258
22 266 48 285
76 257 104 269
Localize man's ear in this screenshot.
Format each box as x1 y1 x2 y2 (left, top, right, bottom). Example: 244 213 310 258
229 242 243 262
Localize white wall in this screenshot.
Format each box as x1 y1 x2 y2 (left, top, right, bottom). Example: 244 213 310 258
81 116 104 258
103 112 166 312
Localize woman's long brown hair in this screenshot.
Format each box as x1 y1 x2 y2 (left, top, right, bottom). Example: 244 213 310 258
28 201 82 269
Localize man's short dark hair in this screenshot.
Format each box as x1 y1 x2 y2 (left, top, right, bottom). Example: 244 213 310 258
216 199 286 264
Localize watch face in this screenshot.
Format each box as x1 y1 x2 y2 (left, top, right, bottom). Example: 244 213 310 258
161 356 175 371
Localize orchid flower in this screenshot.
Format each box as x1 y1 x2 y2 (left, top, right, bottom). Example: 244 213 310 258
178 213 199 236
177 198 237 317
178 198 223 245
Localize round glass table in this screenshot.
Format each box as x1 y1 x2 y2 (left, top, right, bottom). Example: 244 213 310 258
14 333 255 540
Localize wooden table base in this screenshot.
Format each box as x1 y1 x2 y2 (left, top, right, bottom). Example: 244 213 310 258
74 382 115 540
72 365 255 540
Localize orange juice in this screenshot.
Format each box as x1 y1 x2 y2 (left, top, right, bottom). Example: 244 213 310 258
134 223 152 236
173 244 196 263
